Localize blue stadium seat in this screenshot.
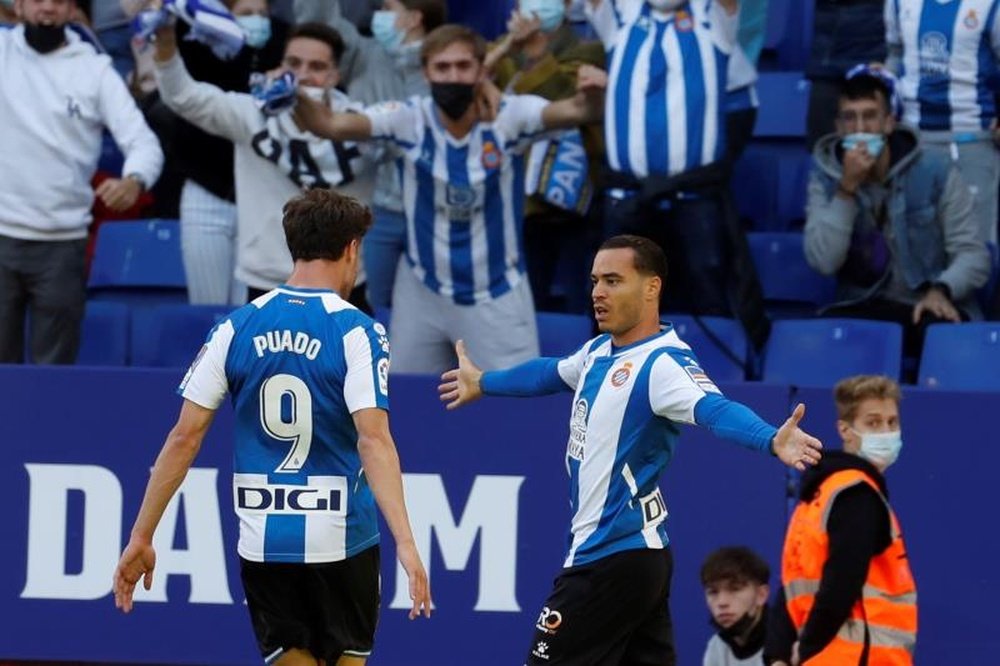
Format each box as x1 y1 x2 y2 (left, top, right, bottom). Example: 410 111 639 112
666 315 747 382
918 323 1000 391
732 145 810 231
760 0 814 71
537 312 592 357
748 232 836 316
76 301 130 366
131 304 232 367
88 220 187 304
753 72 809 139
763 319 903 386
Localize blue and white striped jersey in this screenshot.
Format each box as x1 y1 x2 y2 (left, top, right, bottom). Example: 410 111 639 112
364 95 549 304
887 0 1000 131
587 0 737 177
179 287 391 564
555 327 723 567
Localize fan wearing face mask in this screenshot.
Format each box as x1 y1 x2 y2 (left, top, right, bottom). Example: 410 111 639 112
766 375 917 666
804 69 990 378
701 546 771 666
484 0 605 314
314 0 447 313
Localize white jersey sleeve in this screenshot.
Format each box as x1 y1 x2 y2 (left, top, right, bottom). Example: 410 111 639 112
364 98 423 152
556 339 597 390
648 350 722 424
497 94 551 155
343 320 391 414
585 0 635 48
154 54 260 144
702 0 737 52
178 319 235 410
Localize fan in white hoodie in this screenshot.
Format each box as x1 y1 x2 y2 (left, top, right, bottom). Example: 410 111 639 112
0 0 163 365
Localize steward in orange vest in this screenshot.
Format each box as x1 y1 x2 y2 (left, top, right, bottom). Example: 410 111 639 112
769 451 917 665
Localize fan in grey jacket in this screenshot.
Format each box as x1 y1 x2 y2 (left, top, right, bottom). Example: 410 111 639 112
804 72 990 360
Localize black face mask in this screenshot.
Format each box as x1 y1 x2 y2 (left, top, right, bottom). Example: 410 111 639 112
710 608 767 659
24 22 66 54
431 82 475 121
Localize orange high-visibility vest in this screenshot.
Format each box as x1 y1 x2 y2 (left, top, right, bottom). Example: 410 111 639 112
782 468 917 665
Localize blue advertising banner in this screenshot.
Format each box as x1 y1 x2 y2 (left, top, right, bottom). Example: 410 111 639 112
0 366 997 664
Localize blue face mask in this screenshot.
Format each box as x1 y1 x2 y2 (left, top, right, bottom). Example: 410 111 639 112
842 132 885 158
236 15 271 50
520 0 566 32
371 10 405 53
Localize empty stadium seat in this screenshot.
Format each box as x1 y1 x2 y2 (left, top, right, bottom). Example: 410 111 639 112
667 315 748 382
753 72 809 139
732 145 811 231
918 323 1000 391
537 312 592 358
131 304 232 367
762 319 903 386
88 219 187 304
748 231 836 316
76 301 130 366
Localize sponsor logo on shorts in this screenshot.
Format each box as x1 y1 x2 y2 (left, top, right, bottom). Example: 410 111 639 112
536 606 563 635
532 640 551 660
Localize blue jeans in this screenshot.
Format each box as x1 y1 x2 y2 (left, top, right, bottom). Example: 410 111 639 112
363 207 407 308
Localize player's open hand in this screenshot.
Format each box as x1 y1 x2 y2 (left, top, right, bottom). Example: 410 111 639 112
438 340 484 410
771 403 822 471
113 539 156 613
397 540 432 619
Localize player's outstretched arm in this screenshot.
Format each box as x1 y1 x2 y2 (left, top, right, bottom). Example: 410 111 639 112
114 400 215 613
438 340 484 410
354 408 432 619
292 91 373 142
771 403 823 471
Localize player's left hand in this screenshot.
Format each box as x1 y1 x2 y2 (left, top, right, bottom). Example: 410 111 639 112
113 538 157 613
438 340 484 410
397 540 432 620
771 403 822 471
96 177 143 212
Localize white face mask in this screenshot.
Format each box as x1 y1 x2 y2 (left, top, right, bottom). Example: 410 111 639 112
852 429 903 469
647 0 686 11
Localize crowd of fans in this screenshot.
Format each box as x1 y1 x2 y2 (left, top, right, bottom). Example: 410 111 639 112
1 0 998 381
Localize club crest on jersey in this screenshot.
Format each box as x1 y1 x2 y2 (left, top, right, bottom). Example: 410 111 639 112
481 140 501 170
610 362 633 388
964 10 979 29
675 10 693 32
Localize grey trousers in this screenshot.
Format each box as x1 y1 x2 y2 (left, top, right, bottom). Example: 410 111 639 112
0 235 87 364
388 259 540 375
921 132 1000 245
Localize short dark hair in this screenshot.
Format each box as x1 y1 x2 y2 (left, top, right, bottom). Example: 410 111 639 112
839 74 891 115
287 22 346 66
401 0 448 32
421 24 487 66
282 189 372 262
598 235 668 281
700 547 770 587
834 375 902 423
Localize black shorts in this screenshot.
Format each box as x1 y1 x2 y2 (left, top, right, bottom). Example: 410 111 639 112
525 548 675 666
240 545 380 663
